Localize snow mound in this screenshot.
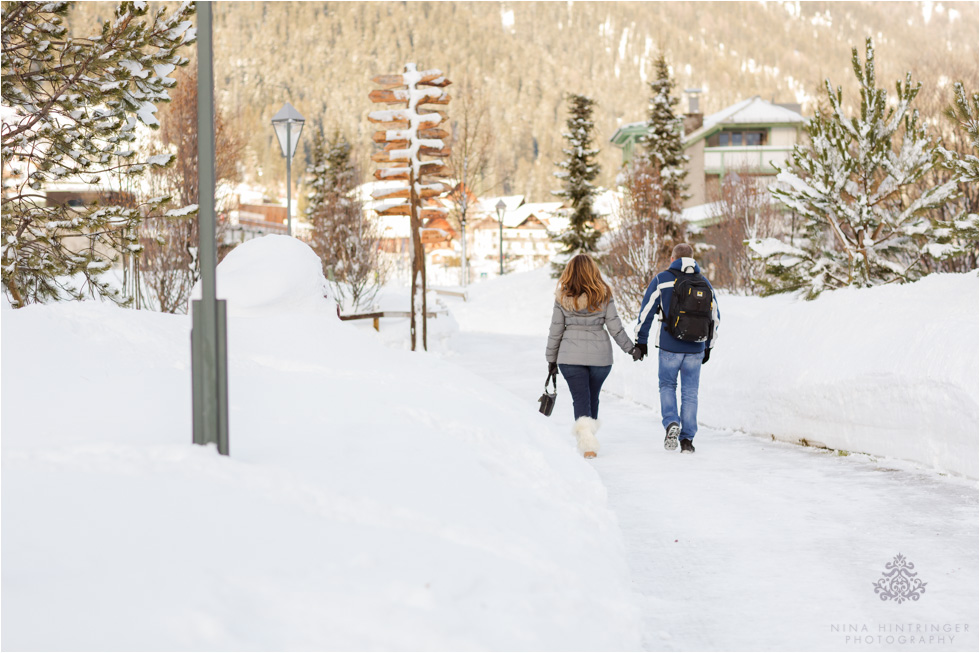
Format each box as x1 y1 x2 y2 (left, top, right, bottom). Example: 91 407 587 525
194 235 331 317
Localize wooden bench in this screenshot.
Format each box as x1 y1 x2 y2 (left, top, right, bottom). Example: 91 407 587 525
336 306 447 332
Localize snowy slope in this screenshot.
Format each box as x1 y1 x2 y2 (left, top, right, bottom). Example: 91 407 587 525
463 266 979 478
1 237 641 651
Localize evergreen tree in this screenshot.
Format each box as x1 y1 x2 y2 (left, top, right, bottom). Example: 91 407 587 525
926 82 979 267
750 38 959 299
1 1 197 307
640 52 689 217
551 93 601 275
306 130 385 310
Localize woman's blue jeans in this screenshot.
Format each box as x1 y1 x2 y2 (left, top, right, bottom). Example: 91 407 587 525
558 364 612 420
658 349 703 440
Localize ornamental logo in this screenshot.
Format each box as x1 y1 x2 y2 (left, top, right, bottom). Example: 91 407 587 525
872 554 927 604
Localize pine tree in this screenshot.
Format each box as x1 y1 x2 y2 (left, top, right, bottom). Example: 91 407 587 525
751 38 959 299
306 130 385 310
641 52 689 217
1 1 197 307
551 93 601 275
926 82 979 267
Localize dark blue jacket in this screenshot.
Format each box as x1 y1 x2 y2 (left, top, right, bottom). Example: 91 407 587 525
634 257 720 354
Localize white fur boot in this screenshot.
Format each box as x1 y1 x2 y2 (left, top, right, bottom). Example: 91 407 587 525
573 417 601 458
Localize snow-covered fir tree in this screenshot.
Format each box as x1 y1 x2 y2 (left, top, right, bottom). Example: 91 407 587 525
1 1 197 307
926 82 979 267
750 38 959 299
551 93 601 276
306 130 385 310
640 53 689 217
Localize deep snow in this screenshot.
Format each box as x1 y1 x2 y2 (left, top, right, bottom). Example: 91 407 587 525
2 239 977 651
2 237 640 651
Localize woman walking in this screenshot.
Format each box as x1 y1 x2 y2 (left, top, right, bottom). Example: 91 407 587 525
546 254 641 458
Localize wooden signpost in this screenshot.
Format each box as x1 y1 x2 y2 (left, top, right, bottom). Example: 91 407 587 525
368 64 452 352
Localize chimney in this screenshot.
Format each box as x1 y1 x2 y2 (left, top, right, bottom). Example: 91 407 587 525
683 88 703 132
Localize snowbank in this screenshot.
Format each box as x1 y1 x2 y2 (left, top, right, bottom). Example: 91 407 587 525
2 237 641 650
462 266 978 479
603 271 980 479
192 234 331 316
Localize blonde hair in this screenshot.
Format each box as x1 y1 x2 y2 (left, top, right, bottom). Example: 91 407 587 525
558 254 612 312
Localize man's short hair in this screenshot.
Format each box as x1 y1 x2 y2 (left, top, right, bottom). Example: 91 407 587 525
672 243 694 259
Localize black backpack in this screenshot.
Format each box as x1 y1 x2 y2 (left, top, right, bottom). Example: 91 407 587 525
663 269 714 343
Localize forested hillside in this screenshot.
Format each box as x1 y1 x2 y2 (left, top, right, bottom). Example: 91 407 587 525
71 1 979 201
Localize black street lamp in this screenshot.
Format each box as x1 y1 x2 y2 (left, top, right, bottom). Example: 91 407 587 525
496 199 506 276
271 102 305 237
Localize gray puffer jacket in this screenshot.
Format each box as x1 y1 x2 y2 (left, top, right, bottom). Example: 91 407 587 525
546 286 635 366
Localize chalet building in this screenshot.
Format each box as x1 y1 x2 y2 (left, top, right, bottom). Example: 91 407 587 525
610 95 805 210
468 200 564 277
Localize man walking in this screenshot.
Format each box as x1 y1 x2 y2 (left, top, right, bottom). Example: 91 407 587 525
634 243 720 453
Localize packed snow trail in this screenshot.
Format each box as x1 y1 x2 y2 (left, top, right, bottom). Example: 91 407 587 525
440 279 978 652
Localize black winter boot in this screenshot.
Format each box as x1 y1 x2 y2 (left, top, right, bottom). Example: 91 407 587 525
664 423 680 451
680 438 695 454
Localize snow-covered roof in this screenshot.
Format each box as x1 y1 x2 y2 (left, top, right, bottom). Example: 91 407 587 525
684 97 804 146
506 201 564 228
611 96 805 149
702 96 804 129
477 195 524 215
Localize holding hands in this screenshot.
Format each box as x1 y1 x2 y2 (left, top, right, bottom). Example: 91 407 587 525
631 342 647 362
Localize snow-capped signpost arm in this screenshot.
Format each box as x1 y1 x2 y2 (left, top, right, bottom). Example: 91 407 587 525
368 64 452 351
191 1 230 455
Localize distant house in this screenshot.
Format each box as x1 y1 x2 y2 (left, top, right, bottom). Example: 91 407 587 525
610 96 805 209
469 199 564 276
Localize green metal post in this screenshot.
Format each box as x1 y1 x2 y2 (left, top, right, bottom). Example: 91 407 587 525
191 0 229 455
286 122 292 237
498 219 503 275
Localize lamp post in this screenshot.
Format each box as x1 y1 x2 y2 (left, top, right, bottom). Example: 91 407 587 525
271 103 305 237
496 199 506 276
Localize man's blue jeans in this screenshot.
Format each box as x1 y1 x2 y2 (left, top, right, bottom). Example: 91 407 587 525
558 364 612 420
658 349 703 440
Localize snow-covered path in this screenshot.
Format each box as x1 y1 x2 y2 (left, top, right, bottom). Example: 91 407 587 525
442 289 979 651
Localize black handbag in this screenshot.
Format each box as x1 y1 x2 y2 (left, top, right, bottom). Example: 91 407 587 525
538 371 557 416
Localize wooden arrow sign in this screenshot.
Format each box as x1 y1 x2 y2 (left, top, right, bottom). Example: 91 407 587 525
420 209 450 221
373 168 410 181
368 64 453 354
371 151 410 164
373 130 411 143
368 119 409 130
418 145 451 158
418 162 450 177
369 89 451 105
375 204 411 216
368 109 447 127
419 128 450 140
373 186 447 201
371 70 447 87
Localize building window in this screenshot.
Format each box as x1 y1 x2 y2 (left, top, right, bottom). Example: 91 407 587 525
708 129 768 147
